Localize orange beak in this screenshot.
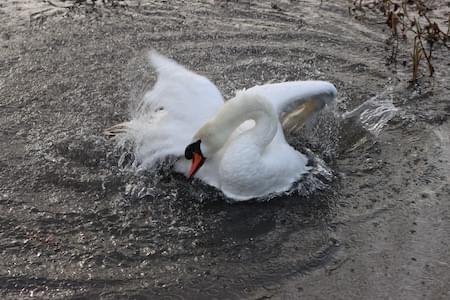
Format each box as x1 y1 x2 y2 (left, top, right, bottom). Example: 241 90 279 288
188 152 205 178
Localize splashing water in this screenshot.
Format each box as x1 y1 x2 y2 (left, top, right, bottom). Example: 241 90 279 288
341 92 399 136
113 63 399 202
280 90 400 200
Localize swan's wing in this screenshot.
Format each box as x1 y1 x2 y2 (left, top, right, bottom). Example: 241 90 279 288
244 81 337 134
107 50 224 168
144 50 224 124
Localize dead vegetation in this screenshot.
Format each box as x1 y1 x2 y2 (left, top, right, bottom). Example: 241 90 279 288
349 0 449 83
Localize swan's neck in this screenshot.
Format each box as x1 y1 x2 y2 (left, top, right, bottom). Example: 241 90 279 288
204 93 278 153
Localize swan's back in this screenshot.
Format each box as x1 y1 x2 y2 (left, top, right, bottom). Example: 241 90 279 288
115 51 224 168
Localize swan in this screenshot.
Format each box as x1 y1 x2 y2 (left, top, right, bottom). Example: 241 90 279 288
106 50 337 201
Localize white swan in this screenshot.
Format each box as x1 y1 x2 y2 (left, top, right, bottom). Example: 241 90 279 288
106 50 337 201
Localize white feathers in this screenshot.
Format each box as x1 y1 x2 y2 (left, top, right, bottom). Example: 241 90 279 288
108 51 337 200
112 50 223 168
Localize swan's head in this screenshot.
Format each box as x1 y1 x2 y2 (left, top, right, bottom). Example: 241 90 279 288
184 139 206 178
185 120 227 178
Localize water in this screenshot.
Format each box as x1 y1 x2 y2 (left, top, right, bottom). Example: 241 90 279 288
342 91 398 137
95 84 398 296
2 1 449 299
113 87 399 205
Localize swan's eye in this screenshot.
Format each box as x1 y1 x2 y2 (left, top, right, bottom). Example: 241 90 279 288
185 140 202 160
185 146 193 160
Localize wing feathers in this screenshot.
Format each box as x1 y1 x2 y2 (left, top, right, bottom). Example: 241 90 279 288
244 81 337 133
245 81 337 115
107 51 224 168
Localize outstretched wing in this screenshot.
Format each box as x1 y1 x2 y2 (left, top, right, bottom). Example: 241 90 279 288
145 50 224 125
107 50 224 168
244 81 337 134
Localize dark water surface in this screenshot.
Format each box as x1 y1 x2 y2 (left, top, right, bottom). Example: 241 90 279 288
1 1 449 299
